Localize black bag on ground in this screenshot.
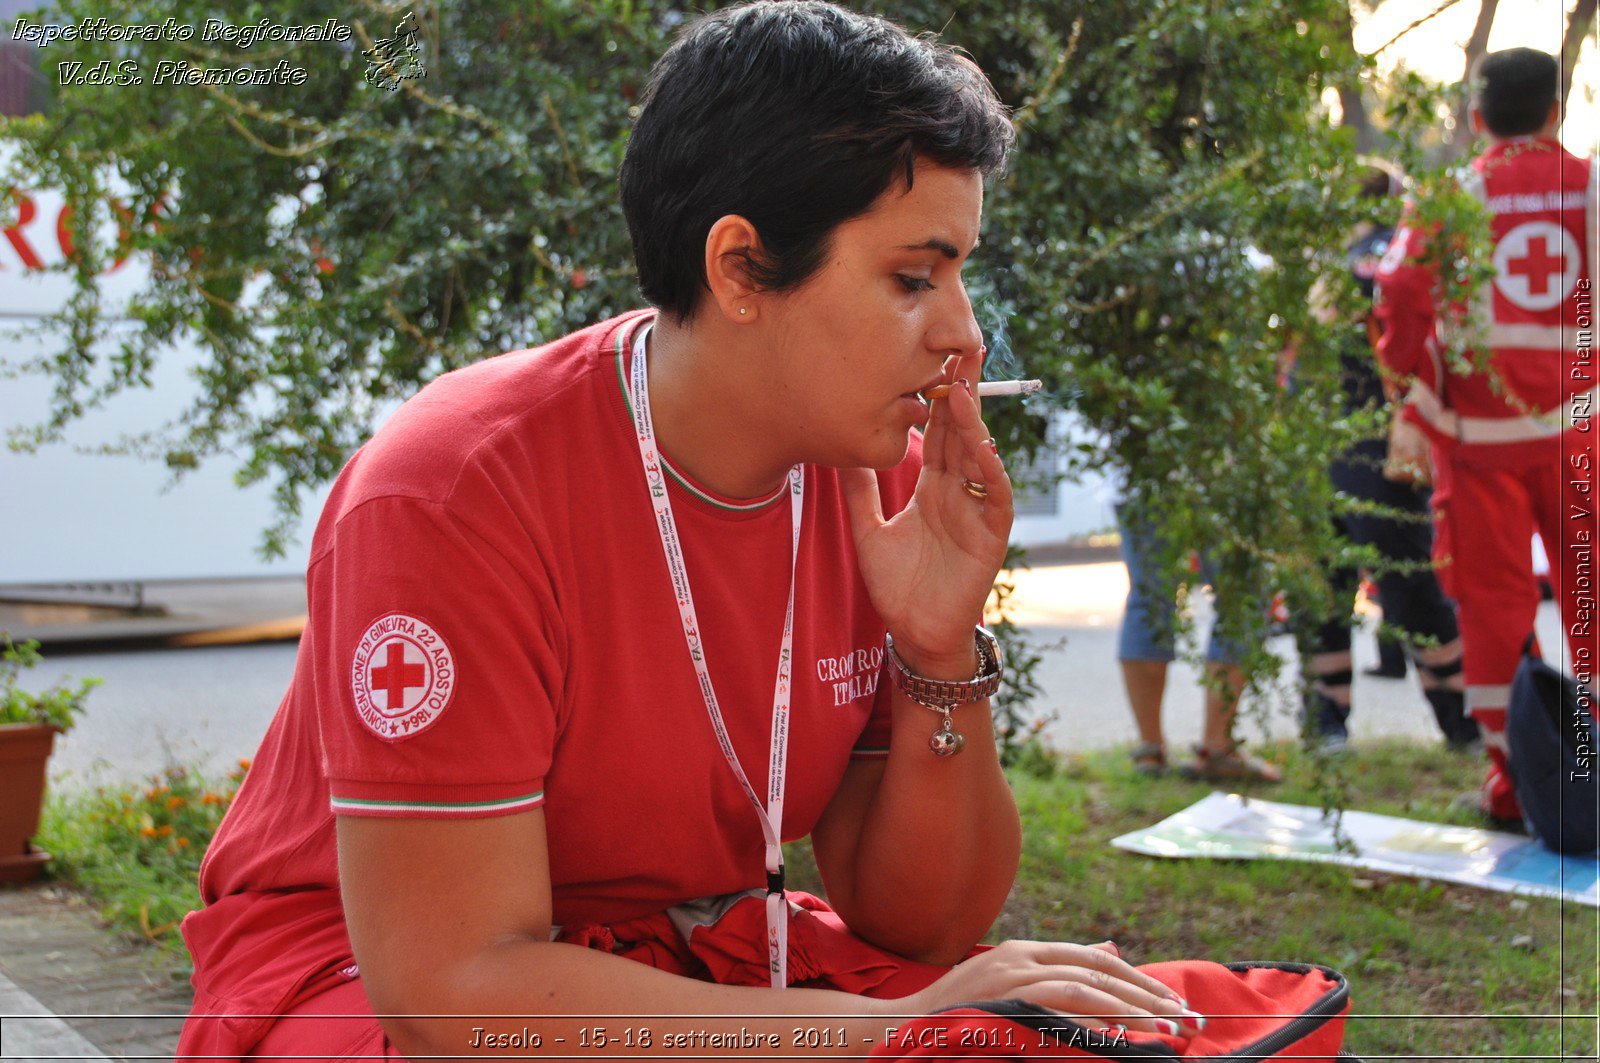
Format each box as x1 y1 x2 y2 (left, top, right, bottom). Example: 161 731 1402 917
1506 636 1600 854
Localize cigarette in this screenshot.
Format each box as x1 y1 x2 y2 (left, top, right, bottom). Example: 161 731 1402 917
920 380 1043 401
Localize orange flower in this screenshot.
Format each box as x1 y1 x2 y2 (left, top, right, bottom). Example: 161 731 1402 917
166 796 187 811
156 825 174 838
140 826 158 838
176 837 191 848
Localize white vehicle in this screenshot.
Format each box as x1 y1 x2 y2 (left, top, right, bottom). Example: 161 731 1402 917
0 159 329 585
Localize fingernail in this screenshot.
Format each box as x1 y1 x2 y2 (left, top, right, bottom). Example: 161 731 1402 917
1180 1010 1207 1031
986 438 999 455
978 344 988 360
1154 1019 1181 1037
956 378 972 394
1167 994 1189 1008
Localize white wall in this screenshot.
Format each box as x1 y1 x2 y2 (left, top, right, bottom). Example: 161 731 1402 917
1009 414 1116 548
0 165 327 583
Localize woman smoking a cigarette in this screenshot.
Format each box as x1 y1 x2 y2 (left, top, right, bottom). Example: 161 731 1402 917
177 4 1197 1059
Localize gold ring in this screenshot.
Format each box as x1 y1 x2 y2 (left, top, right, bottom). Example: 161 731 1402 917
961 478 988 501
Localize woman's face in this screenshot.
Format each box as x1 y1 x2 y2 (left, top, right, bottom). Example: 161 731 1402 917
759 160 985 471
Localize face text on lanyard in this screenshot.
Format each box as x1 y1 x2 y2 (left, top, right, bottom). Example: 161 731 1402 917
628 321 804 989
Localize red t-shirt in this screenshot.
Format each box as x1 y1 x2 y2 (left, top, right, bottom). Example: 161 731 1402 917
185 311 918 1014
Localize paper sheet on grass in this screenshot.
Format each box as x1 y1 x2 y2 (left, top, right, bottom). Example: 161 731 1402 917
1112 792 1600 906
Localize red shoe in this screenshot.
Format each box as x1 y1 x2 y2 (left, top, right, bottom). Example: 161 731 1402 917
1482 764 1523 825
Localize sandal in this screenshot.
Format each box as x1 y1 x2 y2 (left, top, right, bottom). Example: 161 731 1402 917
1130 741 1168 777
1180 742 1282 784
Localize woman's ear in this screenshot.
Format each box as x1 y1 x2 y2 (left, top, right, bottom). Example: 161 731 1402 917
704 214 765 323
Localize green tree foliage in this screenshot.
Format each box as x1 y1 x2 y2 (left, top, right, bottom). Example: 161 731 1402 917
948 0 1376 708
5 1 1403 724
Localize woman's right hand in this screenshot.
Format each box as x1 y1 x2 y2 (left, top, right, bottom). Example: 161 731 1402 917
900 939 1206 1037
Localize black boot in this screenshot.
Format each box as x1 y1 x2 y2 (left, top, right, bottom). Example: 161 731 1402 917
1424 687 1481 751
1304 690 1350 754
1416 655 1480 750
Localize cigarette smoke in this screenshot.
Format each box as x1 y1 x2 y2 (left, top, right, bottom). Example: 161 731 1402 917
978 297 1016 376
975 292 1044 405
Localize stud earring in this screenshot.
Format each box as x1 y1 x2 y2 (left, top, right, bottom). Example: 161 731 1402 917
738 307 748 316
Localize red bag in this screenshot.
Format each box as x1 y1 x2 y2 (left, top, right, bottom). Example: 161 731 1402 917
872 961 1352 1061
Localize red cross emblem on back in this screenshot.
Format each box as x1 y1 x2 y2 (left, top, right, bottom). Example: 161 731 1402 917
1493 221 1579 313
351 613 457 741
1508 236 1564 296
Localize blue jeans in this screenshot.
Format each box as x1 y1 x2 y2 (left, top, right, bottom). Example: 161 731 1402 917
1115 501 1247 665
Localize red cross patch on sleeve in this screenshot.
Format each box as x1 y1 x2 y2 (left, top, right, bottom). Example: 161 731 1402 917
350 613 456 741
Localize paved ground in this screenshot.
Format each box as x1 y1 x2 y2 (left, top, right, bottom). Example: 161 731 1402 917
1012 559 1564 757
0 885 189 1061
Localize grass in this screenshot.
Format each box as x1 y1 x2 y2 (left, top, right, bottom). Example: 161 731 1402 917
792 737 1599 1062
1027 743 1598 1063
38 741 1598 1060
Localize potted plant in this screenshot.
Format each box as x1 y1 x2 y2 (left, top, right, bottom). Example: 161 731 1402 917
0 635 97 883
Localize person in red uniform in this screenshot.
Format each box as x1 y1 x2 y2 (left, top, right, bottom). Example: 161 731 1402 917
1374 47 1598 825
175 3 1204 1059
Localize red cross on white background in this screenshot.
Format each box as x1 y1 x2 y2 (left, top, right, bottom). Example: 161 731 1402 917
1506 235 1566 297
1494 221 1579 312
370 640 426 711
351 614 455 741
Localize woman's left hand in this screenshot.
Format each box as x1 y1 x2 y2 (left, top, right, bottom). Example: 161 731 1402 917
839 349 1013 676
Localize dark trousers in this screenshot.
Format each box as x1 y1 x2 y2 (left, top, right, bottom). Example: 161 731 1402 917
1305 439 1475 744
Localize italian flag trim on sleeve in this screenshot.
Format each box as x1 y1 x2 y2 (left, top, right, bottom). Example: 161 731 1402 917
329 787 545 818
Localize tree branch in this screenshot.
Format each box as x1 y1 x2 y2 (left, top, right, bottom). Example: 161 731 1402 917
1012 19 1082 131
1447 0 1499 158
1561 0 1598 116
1370 0 1465 56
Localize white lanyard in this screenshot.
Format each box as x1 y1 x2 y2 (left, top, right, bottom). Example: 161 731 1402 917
628 321 802 989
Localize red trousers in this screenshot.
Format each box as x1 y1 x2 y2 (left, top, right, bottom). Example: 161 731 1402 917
1432 428 1599 819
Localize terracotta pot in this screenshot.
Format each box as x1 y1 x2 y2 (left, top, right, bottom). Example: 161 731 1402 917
0 723 58 884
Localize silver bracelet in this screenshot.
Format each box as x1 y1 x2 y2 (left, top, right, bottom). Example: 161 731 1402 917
884 627 1003 756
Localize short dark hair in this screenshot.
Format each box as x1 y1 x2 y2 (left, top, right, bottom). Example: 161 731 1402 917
1473 47 1559 137
620 0 1014 322
1356 159 1401 201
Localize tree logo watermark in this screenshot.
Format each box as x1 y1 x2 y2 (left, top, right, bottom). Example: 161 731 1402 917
363 11 424 91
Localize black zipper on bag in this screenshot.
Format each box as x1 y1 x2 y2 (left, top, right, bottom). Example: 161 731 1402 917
935 962 1349 1062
